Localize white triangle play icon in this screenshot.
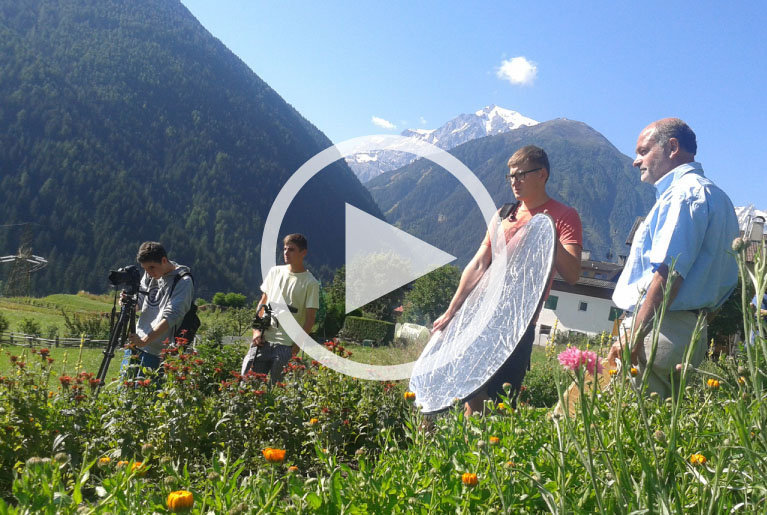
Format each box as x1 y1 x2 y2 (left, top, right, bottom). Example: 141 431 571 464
345 203 456 314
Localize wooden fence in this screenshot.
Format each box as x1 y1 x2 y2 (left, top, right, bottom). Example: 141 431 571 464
0 331 108 348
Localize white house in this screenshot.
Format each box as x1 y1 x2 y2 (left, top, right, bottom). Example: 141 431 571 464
535 256 623 345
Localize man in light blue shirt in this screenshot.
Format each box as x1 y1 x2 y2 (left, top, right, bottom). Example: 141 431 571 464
608 118 739 397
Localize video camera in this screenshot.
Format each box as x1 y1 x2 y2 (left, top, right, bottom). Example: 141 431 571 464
251 303 297 332
108 264 142 295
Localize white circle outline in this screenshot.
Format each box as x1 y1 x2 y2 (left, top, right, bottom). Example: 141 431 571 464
261 135 507 380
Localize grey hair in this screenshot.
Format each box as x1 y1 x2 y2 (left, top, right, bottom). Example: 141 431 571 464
652 118 697 156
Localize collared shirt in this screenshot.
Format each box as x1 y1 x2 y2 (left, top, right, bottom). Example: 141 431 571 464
613 162 739 312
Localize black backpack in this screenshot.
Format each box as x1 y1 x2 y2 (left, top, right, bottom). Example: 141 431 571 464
169 271 201 343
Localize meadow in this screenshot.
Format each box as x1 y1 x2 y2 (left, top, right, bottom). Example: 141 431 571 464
0 243 764 513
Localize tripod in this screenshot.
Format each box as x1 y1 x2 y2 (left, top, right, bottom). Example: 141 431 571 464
95 290 138 395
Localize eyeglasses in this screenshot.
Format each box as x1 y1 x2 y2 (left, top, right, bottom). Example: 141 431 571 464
506 167 542 182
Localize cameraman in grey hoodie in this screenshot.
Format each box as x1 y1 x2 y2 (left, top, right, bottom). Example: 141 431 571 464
122 241 193 375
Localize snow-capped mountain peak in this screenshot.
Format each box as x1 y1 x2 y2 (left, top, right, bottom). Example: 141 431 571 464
346 105 539 182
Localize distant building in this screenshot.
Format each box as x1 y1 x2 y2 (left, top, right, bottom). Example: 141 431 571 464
536 255 624 344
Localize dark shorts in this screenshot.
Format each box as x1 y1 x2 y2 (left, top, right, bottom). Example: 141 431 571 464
484 322 536 401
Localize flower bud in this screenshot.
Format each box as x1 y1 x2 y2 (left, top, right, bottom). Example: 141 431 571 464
653 430 666 444
141 443 155 455
477 440 486 449
54 452 69 464
207 471 220 481
732 237 745 252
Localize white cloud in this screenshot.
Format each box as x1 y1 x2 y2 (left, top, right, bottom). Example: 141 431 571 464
419 116 427 125
371 116 396 129
496 56 537 86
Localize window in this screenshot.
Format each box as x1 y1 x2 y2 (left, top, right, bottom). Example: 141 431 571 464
608 306 623 321
544 295 558 310
539 325 551 335
578 301 588 312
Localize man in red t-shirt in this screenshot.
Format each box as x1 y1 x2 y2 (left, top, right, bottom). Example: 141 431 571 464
432 145 583 415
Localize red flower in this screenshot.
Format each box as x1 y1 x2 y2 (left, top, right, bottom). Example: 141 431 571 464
59 375 73 388
39 348 50 357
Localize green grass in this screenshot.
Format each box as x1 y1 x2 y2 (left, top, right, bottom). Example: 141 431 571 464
0 292 113 333
0 344 123 381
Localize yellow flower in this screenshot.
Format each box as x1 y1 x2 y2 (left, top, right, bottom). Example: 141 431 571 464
131 461 147 476
167 490 194 512
262 448 286 464
630 367 638 377
97 457 111 468
706 378 720 389
608 369 618 376
461 472 478 486
497 402 506 410
116 460 129 468
690 453 707 466
738 376 746 385
309 418 319 425
488 436 500 445
403 391 416 401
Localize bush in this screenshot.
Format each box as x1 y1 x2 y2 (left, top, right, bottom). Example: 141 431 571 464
195 297 208 306
520 361 559 407
339 316 395 345
224 293 247 308
0 312 8 333
18 317 42 337
60 310 110 339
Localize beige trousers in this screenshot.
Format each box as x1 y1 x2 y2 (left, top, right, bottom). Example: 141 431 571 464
622 310 707 398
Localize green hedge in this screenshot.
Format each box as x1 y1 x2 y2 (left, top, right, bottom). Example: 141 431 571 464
340 316 395 345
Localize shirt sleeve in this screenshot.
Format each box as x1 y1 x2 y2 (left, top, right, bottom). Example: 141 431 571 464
556 207 583 247
648 192 708 279
260 267 275 296
306 279 320 310
161 275 193 327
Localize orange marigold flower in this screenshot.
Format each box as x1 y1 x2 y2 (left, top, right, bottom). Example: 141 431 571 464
489 436 500 445
131 461 147 476
690 453 707 466
706 378 720 389
309 418 319 425
98 457 111 468
167 490 194 512
403 391 416 401
262 448 286 464
461 472 478 486
287 466 299 472
608 369 618 376
630 367 638 377
116 460 129 468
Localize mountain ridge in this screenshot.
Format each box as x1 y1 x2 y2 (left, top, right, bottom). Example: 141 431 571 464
0 0 380 297
366 118 655 264
346 105 538 183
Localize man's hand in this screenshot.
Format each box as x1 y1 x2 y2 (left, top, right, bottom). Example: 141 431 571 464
431 310 454 334
127 333 147 349
252 331 265 347
606 340 623 368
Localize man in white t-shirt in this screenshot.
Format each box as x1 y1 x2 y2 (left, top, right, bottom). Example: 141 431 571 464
241 233 320 382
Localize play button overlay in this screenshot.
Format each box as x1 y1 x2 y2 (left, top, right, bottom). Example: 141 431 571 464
261 134 508 380
345 203 456 314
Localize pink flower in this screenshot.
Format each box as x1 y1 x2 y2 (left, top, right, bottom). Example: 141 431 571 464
558 348 603 375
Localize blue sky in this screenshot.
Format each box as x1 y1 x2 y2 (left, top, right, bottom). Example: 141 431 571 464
181 1 766 208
